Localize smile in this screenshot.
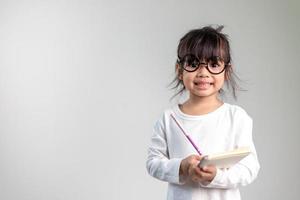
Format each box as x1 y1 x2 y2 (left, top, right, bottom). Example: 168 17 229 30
194 82 213 90
194 82 213 85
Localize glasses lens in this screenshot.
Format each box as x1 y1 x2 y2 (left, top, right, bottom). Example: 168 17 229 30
207 57 225 74
182 55 199 72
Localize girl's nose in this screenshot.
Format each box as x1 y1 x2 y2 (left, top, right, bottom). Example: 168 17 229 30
196 65 210 77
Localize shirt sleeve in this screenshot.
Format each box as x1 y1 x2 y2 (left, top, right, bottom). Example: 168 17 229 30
146 117 184 185
201 113 260 189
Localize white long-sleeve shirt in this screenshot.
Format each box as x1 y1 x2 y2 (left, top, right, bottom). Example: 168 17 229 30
146 103 260 200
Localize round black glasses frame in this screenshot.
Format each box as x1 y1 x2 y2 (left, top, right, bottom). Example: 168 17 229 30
177 54 229 75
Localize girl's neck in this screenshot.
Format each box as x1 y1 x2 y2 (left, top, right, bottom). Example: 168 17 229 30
180 95 223 116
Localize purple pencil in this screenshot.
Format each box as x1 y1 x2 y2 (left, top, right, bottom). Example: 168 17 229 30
170 114 202 155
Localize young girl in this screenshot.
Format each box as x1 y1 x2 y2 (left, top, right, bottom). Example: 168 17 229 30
146 26 260 200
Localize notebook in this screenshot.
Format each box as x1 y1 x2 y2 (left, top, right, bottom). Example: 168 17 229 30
198 147 251 169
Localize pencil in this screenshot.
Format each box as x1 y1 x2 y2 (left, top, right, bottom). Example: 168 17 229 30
170 114 202 155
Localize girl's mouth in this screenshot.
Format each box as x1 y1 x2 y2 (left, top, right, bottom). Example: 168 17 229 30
194 82 213 89
194 82 213 85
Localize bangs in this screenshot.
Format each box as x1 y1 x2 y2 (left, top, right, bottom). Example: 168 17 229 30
177 28 231 64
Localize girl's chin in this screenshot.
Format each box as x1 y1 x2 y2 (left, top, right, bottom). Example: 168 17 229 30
190 90 219 98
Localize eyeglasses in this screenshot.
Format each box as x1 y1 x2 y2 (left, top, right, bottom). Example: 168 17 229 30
177 54 228 75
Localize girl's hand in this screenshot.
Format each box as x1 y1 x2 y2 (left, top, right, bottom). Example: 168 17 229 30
179 155 201 180
180 155 217 183
194 165 217 183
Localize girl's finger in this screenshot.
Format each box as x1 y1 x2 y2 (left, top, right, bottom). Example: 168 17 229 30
196 168 210 176
194 166 203 175
195 167 214 178
198 171 214 181
201 165 216 173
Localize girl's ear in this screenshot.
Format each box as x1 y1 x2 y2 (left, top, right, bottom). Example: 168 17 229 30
176 63 183 80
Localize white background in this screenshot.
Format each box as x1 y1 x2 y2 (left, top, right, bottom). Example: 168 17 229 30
0 0 299 199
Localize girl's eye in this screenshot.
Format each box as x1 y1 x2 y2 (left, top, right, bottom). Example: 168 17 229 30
191 61 199 68
184 60 198 68
211 63 221 68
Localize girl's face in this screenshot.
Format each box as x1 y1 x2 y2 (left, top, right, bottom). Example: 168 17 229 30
178 62 226 100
